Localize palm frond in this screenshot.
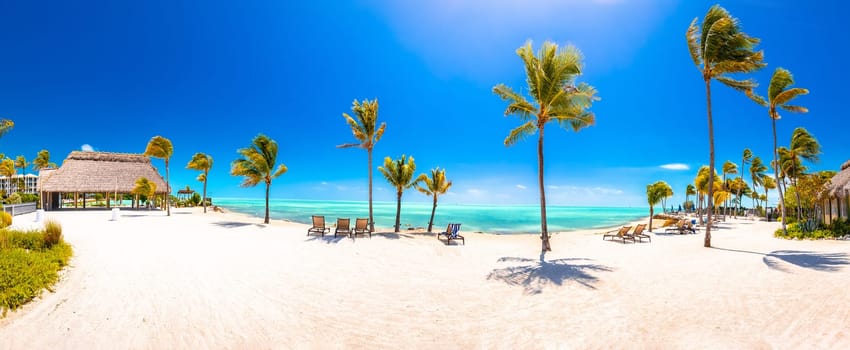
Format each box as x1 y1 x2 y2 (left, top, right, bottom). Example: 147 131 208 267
493 84 536 120
686 18 703 69
779 104 808 113
504 122 537 147
715 76 757 93
144 135 174 159
773 87 809 106
768 67 794 101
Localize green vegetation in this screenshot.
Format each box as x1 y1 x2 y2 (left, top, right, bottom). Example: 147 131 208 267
0 119 12 138
0 220 72 315
775 218 849 240
0 212 11 228
493 40 599 254
31 149 57 171
687 4 765 247
0 158 15 196
378 154 421 233
414 168 452 233
144 135 174 216
230 134 287 224
186 152 213 213
338 99 386 233
647 181 672 231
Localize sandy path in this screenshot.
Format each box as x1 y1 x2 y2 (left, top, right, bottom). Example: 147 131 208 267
1 209 848 349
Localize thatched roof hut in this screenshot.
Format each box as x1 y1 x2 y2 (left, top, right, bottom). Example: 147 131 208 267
827 160 850 197
39 151 167 194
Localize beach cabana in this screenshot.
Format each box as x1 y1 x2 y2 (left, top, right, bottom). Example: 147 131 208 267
38 151 168 211
823 160 850 224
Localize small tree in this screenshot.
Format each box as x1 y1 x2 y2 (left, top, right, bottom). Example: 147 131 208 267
144 136 174 216
413 167 452 232
646 181 669 231
186 152 213 213
132 177 157 208
231 134 287 224
378 155 422 233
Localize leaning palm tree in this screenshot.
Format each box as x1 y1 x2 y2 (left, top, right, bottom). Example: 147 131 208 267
751 68 809 233
687 4 765 247
493 40 599 254
31 149 57 171
647 181 669 231
231 134 288 224
721 160 737 218
749 156 767 212
187 152 213 213
378 155 421 233
338 99 386 233
413 167 452 233
784 127 821 222
144 136 174 216
685 184 697 212
0 158 15 196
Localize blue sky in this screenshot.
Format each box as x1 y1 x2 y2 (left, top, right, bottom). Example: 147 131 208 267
1 0 846 207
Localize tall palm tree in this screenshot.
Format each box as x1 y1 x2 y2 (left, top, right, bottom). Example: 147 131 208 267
187 152 213 213
338 99 386 233
414 167 452 233
647 181 671 231
737 148 752 216
231 134 288 224
0 158 15 196
13 155 28 193
685 184 697 212
722 160 737 218
0 119 13 139
752 68 809 233
784 127 821 222
762 176 776 218
378 155 422 233
749 156 767 212
31 149 57 171
687 4 765 247
493 41 599 254
144 136 174 216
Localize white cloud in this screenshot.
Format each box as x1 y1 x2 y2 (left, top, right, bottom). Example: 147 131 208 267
81 144 94 152
516 184 527 190
320 181 328 185
660 163 690 171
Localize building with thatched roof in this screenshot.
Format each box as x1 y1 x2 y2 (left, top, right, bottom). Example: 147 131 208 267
38 151 168 210
823 160 850 224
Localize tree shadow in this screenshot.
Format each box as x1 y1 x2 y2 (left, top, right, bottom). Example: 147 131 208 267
486 254 613 295
211 221 265 229
374 232 414 240
711 247 850 273
305 235 348 244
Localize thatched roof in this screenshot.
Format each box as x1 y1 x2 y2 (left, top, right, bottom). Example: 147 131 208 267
827 160 850 197
39 151 168 193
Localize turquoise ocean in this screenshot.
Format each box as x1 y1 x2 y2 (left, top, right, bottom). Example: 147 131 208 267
214 198 646 234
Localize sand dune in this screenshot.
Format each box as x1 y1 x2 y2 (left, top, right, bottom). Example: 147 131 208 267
2 208 848 349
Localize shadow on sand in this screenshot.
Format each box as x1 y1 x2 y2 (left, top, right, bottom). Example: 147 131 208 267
487 254 613 295
305 234 349 244
712 247 850 273
211 221 266 229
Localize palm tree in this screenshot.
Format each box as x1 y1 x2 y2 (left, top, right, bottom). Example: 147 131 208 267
762 176 776 218
31 149 57 171
0 119 13 139
144 136 174 216
493 41 599 254
413 167 452 233
722 160 737 218
0 158 15 196
752 68 809 233
13 155 28 193
187 153 213 213
378 155 421 233
132 177 157 208
687 4 765 247
231 134 288 224
685 184 697 212
338 99 386 233
784 127 821 222
749 156 767 212
647 181 671 231
737 148 752 216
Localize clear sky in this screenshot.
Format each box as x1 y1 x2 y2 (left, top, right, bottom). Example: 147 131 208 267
1 0 846 207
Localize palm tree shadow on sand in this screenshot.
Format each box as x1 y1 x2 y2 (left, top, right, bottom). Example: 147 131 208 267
487 254 613 295
712 248 850 273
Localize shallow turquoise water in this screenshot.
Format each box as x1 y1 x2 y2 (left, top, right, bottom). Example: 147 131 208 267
215 198 647 234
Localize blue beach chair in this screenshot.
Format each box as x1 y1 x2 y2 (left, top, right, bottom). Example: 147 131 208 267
438 223 464 245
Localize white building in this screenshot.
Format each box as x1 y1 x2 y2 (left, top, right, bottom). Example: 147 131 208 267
0 174 38 194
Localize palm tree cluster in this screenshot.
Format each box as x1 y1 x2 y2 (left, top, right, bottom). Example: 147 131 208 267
646 181 672 231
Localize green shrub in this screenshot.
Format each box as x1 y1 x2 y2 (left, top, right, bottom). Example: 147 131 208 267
5 193 21 205
0 212 11 229
0 227 72 314
2 229 44 250
17 193 38 203
775 222 841 240
43 220 62 248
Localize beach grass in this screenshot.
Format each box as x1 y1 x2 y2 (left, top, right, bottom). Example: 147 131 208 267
0 225 72 315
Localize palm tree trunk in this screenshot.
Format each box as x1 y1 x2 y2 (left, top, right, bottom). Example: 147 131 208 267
264 180 270 224
772 119 788 233
368 148 374 233
164 160 171 216
649 206 654 232
704 78 714 248
202 173 207 213
428 195 437 233
793 175 803 223
394 191 402 233
537 124 550 253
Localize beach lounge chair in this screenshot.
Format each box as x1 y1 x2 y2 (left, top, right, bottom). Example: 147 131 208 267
683 221 698 234
603 226 635 244
664 220 685 234
352 218 370 238
438 223 464 245
335 218 351 238
307 215 330 236
632 224 651 242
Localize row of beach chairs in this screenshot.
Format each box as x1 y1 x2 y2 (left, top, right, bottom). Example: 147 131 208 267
306 215 465 245
602 224 651 244
664 219 698 235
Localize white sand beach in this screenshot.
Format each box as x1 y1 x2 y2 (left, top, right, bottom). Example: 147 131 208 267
2 208 848 349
